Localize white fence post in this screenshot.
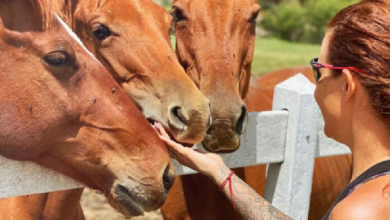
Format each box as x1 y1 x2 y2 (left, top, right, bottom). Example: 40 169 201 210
264 74 320 220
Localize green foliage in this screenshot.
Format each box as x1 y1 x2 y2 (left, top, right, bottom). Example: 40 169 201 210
262 2 306 42
261 0 359 44
303 0 358 43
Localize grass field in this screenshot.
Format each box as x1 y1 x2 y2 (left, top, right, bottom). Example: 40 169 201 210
252 37 321 76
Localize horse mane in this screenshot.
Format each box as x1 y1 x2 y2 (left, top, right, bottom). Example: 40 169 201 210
24 0 107 29
28 0 67 29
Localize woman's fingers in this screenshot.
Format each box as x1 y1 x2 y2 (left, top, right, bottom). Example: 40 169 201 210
194 149 207 155
160 136 183 152
156 123 170 138
160 136 194 159
151 124 159 134
166 145 193 165
151 123 170 139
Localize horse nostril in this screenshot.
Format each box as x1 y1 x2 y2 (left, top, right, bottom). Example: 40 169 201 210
168 106 189 131
235 106 248 135
172 107 187 124
162 164 175 193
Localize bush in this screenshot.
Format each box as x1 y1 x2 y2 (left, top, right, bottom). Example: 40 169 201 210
303 0 358 43
262 2 306 42
261 0 359 44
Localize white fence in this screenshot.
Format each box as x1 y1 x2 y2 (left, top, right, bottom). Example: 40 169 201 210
0 74 350 220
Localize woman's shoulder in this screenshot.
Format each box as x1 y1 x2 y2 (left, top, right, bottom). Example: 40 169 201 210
330 175 390 220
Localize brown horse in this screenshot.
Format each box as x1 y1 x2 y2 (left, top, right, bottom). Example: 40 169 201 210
161 0 352 219
67 0 211 144
0 0 174 219
0 0 213 219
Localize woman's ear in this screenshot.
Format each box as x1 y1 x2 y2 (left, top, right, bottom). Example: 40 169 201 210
342 69 356 101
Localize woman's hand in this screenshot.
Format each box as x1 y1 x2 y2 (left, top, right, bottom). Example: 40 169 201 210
153 123 291 220
152 123 226 179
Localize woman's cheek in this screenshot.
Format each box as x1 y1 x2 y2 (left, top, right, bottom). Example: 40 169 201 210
315 85 335 138
323 100 342 140
314 86 321 106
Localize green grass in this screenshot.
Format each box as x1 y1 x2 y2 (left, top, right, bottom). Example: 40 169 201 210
252 37 321 76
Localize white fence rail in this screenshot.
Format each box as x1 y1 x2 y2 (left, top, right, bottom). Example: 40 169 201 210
0 74 350 220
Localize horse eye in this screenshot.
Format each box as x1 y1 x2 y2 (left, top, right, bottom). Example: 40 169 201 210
171 7 185 22
92 23 112 40
44 51 71 67
250 11 260 24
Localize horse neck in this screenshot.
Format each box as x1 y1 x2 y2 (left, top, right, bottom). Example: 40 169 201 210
0 189 84 219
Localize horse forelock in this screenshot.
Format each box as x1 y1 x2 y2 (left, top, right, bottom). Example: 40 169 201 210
28 0 67 29
95 0 107 9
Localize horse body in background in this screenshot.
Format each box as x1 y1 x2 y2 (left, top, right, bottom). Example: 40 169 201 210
161 0 352 219
0 0 213 219
0 0 174 219
245 66 313 111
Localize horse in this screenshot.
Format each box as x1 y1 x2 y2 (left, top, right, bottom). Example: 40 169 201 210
66 0 211 144
0 0 174 219
161 0 352 219
0 0 214 219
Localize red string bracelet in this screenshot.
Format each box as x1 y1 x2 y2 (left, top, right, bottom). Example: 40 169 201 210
218 170 236 209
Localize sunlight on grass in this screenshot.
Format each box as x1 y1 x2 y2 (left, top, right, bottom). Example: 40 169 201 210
170 36 321 77
253 38 321 76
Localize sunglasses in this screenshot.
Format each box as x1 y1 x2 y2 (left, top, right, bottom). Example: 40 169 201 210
310 58 365 83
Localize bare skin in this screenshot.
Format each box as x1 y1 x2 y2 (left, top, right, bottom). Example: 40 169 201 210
313 31 390 220
213 166 290 220
153 123 291 220
330 175 390 220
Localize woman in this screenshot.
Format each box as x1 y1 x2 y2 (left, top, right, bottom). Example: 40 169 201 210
154 0 390 219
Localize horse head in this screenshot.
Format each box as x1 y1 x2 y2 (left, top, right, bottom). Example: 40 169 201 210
0 0 174 217
172 0 261 152
69 0 211 144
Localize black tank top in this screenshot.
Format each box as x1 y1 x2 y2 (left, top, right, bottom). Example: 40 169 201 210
322 159 390 220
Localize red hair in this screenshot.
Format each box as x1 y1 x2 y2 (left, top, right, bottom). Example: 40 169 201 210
328 0 390 123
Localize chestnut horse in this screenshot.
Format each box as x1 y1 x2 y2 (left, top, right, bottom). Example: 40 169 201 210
66 0 211 144
0 0 174 219
0 0 212 219
161 0 352 219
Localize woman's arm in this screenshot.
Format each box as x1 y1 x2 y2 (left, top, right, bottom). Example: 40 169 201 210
153 123 291 220
213 163 291 220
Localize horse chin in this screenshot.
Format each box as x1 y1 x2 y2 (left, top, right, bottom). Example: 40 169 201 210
201 129 240 153
107 184 146 218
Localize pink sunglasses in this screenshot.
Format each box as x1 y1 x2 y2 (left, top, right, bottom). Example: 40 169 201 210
310 58 365 83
